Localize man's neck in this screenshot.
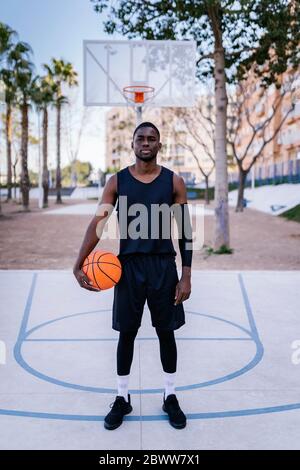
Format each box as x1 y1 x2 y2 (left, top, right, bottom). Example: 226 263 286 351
132 160 159 175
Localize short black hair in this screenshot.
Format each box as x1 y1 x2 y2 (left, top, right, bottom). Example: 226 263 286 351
133 121 160 140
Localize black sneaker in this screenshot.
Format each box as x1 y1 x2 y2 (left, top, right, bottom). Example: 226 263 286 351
162 393 187 429
104 394 133 430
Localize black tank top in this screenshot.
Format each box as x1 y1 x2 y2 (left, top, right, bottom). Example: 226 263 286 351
116 165 177 258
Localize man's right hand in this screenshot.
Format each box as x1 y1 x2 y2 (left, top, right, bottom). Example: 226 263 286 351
73 267 101 292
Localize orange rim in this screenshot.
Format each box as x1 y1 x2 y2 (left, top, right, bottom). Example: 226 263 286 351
123 85 155 104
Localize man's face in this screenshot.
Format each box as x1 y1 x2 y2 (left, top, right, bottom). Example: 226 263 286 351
132 127 162 162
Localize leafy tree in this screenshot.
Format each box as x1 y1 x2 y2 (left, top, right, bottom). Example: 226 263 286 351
228 73 299 211
7 41 36 211
0 22 16 212
61 160 92 186
0 22 16 61
0 68 17 201
91 0 300 249
173 100 215 204
44 59 78 204
32 76 55 207
1 109 39 200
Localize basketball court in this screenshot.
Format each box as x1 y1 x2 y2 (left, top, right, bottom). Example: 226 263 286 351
1 37 300 451
1 268 300 449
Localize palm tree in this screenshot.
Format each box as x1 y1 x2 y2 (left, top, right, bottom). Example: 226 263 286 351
8 42 35 211
44 59 78 204
0 22 16 214
0 69 17 201
0 22 16 62
32 76 55 207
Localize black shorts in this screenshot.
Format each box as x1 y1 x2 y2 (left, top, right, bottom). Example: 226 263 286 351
112 253 185 332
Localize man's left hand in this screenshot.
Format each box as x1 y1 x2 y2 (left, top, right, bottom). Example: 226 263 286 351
174 276 191 306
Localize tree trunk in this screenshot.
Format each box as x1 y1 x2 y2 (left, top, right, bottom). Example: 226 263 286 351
6 103 13 201
204 174 210 204
20 101 30 210
210 8 230 250
42 106 49 208
13 163 17 200
56 103 62 204
236 168 247 212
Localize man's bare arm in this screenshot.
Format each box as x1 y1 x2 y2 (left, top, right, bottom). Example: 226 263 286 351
173 174 193 278
172 174 192 305
73 174 118 291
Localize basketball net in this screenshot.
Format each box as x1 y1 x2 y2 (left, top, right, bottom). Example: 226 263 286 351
123 85 155 125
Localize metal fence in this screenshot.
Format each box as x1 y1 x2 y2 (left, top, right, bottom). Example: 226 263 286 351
229 159 300 186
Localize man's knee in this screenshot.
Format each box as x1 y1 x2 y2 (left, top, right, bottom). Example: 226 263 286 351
155 327 175 340
118 330 138 344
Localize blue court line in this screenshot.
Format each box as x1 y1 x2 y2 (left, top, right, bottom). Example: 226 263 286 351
2 271 299 422
16 272 38 342
24 308 110 339
238 274 260 342
14 329 261 394
25 337 253 342
23 309 254 340
1 401 300 422
13 274 262 394
13 272 260 394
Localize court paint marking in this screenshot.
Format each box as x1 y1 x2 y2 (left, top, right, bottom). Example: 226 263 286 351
1 272 299 422
13 273 261 394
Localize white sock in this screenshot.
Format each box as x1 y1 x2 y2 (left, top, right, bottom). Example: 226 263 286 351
164 371 176 398
117 374 130 400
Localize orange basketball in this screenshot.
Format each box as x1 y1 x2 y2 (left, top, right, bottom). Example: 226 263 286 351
82 250 122 290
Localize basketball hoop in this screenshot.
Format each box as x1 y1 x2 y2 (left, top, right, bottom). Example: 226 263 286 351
123 85 155 125
123 85 155 105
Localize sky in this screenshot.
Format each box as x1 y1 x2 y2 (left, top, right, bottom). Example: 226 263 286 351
1 0 116 172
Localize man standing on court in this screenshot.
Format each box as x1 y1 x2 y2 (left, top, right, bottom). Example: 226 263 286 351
73 122 193 430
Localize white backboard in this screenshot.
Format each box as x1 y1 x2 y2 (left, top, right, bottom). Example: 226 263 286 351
83 40 196 107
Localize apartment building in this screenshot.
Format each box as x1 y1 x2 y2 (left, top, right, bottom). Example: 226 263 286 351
233 70 300 181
